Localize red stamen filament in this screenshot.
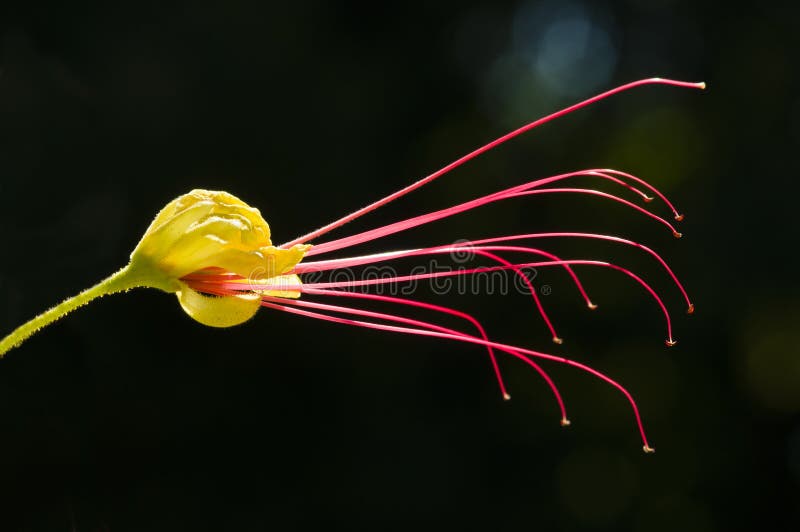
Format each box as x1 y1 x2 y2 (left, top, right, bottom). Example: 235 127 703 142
296 244 594 341
296 231 693 313
304 172 682 258
281 78 703 248
298 288 566 409
258 296 650 449
264 291 570 419
507 188 682 237
183 78 705 451
200 257 676 345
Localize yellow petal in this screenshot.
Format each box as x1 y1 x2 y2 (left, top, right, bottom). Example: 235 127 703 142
176 284 261 327
255 244 311 277
143 190 270 244
127 189 312 329
260 274 303 299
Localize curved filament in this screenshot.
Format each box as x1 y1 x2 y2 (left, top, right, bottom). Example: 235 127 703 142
305 173 680 258
231 258 676 344
281 78 703 249
260 297 652 450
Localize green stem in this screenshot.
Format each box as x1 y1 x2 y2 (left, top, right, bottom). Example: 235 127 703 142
0 264 155 358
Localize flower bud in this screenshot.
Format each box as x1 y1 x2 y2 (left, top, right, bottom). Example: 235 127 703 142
129 189 310 326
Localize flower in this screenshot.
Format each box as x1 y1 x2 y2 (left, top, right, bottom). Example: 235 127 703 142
0 77 704 452
128 188 310 327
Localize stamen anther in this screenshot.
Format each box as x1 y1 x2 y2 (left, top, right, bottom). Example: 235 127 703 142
553 336 564 345
643 445 656 454
588 303 598 310
687 303 695 315
673 231 683 238
561 418 571 427
643 195 654 203
665 339 677 347
503 393 512 401
675 213 685 222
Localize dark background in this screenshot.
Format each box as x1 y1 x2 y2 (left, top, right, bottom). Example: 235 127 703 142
0 1 798 530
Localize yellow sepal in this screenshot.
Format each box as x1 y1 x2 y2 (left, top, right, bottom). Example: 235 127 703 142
130 189 310 283
176 283 262 328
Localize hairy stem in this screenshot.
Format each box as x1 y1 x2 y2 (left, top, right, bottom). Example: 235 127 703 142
0 264 151 358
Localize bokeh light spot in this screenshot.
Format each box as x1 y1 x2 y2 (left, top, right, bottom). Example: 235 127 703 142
480 0 618 127
514 0 617 97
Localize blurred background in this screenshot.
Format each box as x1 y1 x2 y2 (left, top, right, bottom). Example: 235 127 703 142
0 1 798 530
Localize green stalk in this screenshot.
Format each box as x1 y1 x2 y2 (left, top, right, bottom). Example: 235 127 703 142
0 264 160 358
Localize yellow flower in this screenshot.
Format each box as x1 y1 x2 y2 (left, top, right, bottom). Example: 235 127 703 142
129 189 310 327
0 189 310 356
0 78 705 453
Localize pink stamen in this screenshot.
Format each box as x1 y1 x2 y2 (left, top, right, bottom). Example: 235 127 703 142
267 290 569 421
508 188 682 237
449 242 595 310
296 244 594 309
579 172 651 201
187 277 506 400
465 233 693 313
280 78 703 249
466 248 563 343
263 293 509 399
180 80 705 452
597 169 685 221
259 298 651 450
304 172 680 257
502 169 644 201
304 289 550 409
294 232 695 314
470 168 682 222
295 245 678 340
295 244 595 342
227 258 676 344
485 169 651 203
